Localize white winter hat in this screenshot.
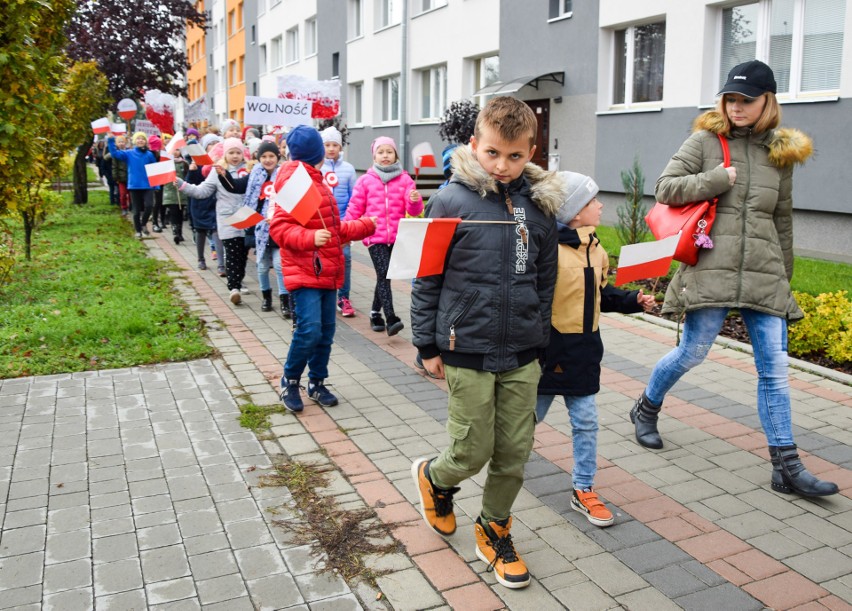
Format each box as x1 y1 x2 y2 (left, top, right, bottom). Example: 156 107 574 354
320 126 342 146
556 171 599 224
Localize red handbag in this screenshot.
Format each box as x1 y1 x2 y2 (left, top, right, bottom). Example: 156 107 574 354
645 133 730 266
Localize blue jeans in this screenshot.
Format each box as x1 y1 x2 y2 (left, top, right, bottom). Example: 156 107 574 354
338 244 351 301
536 394 598 490
257 245 286 295
282 288 337 383
645 307 793 446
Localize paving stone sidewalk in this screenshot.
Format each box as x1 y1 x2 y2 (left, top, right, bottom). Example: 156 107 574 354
2 228 850 610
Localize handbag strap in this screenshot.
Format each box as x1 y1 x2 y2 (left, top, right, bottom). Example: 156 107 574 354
717 133 731 168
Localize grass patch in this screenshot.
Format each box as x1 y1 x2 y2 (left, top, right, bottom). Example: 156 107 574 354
59 164 98 184
0 190 212 378
239 402 286 432
263 460 401 586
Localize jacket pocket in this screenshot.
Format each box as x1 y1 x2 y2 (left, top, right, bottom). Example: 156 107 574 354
447 288 480 351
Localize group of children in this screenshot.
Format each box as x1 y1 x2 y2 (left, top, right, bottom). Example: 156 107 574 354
107 97 656 590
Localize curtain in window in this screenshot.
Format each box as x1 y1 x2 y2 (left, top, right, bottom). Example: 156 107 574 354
633 22 666 103
801 0 845 91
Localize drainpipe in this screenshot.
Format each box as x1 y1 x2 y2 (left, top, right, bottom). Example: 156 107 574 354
399 0 409 171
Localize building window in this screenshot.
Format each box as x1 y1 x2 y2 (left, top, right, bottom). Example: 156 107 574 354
417 0 446 13
376 0 401 29
305 17 317 56
419 65 447 119
613 21 666 105
379 75 400 122
349 0 363 38
271 35 283 69
259 44 267 73
237 1 243 30
250 24 255 44
286 26 299 64
332 52 340 78
474 54 499 105
229 60 236 87
720 0 844 97
228 9 235 36
548 0 572 19
238 55 244 83
351 82 363 125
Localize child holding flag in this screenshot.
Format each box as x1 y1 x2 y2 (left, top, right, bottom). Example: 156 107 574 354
345 137 423 336
536 171 655 528
177 138 250 304
269 126 376 413
107 132 157 238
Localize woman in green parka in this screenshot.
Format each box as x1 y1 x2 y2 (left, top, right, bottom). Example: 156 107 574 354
630 60 838 498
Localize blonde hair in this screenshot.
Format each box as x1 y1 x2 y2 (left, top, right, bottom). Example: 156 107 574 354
716 92 781 135
474 96 537 147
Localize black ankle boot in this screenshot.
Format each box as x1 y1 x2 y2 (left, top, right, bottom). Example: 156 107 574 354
630 393 663 449
280 294 292 319
261 289 272 312
768 445 838 497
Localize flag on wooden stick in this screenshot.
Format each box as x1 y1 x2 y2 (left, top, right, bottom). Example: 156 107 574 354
411 142 437 177
387 218 461 279
615 234 680 286
144 159 176 187
223 206 265 229
274 162 323 226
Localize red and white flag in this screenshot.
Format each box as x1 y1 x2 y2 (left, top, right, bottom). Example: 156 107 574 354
411 142 437 177
387 218 461 279
274 162 322 226
91 118 110 135
615 233 680 286
223 206 265 229
144 159 176 187
184 143 214 166
110 123 127 136
165 131 187 156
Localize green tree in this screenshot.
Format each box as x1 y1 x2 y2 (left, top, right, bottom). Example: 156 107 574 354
617 155 649 246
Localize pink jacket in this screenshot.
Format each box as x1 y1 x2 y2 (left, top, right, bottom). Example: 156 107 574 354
344 167 423 246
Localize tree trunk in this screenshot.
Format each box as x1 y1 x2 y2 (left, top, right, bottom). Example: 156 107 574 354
73 143 89 205
23 212 33 261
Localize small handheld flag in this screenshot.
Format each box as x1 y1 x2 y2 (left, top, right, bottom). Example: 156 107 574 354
165 131 187 156
387 218 461 279
615 234 680 286
110 123 127 136
91 118 110 135
185 143 214 166
411 142 437 177
224 206 265 229
144 159 177 187
274 162 322 226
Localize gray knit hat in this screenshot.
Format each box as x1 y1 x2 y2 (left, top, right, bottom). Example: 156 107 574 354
556 171 599 224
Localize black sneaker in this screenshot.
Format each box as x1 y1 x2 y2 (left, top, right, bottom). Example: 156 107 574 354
280 379 304 413
370 312 385 332
152 224 163 233
386 316 404 336
307 379 338 407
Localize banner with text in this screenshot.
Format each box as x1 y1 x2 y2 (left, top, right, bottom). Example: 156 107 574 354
244 96 313 127
276 75 341 119
134 119 161 137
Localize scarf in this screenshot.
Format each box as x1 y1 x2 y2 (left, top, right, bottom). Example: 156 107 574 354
373 162 403 184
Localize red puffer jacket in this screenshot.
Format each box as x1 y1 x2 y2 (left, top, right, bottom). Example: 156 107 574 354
269 161 375 292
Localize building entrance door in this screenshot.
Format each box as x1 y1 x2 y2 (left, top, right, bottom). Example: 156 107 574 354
524 99 549 169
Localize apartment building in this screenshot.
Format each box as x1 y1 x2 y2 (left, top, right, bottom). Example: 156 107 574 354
183 0 852 259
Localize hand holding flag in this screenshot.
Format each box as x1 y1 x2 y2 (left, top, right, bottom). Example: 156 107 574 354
614 233 680 286
273 162 323 226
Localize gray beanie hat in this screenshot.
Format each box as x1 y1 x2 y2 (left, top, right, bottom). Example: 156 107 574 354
556 171 599 224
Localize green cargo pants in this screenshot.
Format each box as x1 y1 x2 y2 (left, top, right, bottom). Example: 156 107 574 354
429 360 539 523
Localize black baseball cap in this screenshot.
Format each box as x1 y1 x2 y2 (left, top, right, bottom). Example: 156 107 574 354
718 60 777 98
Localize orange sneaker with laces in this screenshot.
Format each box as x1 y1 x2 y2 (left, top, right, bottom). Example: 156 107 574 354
474 517 530 589
411 458 459 537
572 488 614 527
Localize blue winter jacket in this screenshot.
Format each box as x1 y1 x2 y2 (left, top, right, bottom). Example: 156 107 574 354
321 158 357 219
107 138 157 190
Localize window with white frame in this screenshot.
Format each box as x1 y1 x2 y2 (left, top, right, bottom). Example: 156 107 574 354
271 35 283 69
612 21 666 105
720 0 845 97
548 0 572 19
417 0 446 13
305 17 317 56
259 44 267 73
379 75 400 122
286 26 299 64
349 0 363 38
376 0 401 29
350 82 363 125
419 65 447 119
474 54 500 105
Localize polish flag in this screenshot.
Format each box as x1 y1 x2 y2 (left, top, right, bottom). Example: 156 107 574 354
223 206 265 229
411 142 437 176
614 233 680 286
185 143 214 166
145 159 177 187
387 218 461 279
110 123 127 135
91 118 110 134
165 131 187 156
274 162 322 226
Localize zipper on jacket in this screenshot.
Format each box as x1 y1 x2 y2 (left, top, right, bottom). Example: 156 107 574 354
499 185 513 363
735 130 752 304
384 183 390 239
503 194 528 244
448 290 479 351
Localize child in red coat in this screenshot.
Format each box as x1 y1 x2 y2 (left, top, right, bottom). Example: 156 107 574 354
269 126 376 413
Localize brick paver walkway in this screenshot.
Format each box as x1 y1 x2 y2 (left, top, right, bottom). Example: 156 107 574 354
1 228 850 610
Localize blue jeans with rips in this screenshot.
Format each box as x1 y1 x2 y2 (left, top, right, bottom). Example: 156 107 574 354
645 307 793 446
536 394 598 490
257 245 286 295
282 288 337 383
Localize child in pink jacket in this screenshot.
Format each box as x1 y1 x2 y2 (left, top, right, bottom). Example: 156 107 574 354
345 136 423 336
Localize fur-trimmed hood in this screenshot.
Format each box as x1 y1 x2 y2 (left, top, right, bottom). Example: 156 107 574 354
449 144 566 217
692 110 813 168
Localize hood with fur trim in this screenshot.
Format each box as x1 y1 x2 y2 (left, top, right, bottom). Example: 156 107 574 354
449 144 566 217
693 111 813 168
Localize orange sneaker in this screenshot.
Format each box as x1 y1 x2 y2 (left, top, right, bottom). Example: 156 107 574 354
474 517 530 589
411 458 459 537
572 488 614 527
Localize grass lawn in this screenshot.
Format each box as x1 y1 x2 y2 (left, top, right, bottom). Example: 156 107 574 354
0 190 212 379
595 225 849 296
59 163 98 184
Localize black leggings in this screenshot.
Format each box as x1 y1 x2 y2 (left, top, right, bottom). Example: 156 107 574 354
222 237 248 291
152 189 165 227
129 189 153 233
166 205 183 238
368 243 395 319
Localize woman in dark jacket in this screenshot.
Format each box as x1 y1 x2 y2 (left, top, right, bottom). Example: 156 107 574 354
630 60 837 498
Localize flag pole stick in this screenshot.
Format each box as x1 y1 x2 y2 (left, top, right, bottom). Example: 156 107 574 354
316 209 327 230
220 171 235 189
459 220 517 225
